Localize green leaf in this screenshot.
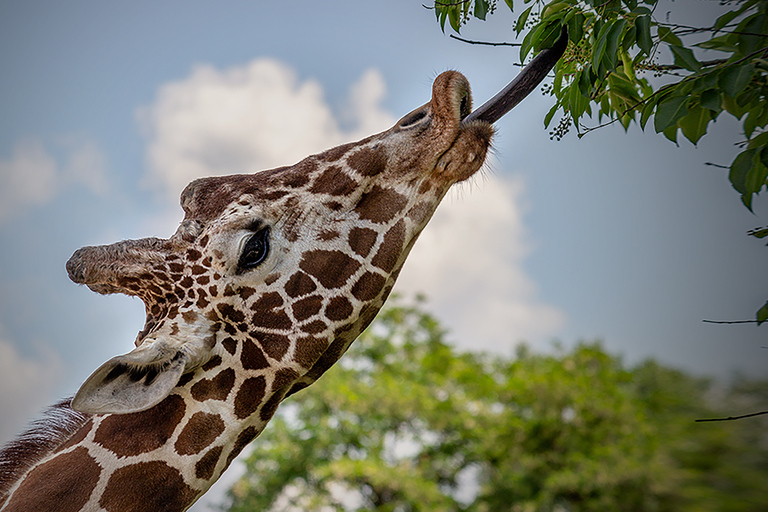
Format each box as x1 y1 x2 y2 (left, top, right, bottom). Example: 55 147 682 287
670 45 701 72
474 0 488 21
723 93 750 119
592 21 612 74
729 148 757 194
737 13 767 56
714 9 739 30
744 147 768 194
657 26 683 46
515 5 533 35
719 63 755 98
567 12 585 44
504 0 514 12
534 19 564 52
679 106 711 145
662 124 678 143
748 131 768 151
544 102 560 128
654 94 688 133
747 227 768 239
700 89 722 113
640 96 657 129
757 301 768 325
744 108 761 138
696 33 738 53
605 19 628 70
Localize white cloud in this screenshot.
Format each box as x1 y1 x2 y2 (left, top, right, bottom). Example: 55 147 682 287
138 59 396 203
0 330 64 444
0 138 108 223
395 172 566 352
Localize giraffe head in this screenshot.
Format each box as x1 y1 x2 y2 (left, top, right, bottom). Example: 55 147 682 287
66 33 567 417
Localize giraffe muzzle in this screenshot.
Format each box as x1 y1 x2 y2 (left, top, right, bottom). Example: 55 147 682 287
462 27 568 126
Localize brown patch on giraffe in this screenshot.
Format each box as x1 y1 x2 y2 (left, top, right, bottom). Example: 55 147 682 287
177 373 195 387
371 219 406 273
186 248 202 261
301 319 328 334
239 286 256 299
284 271 317 298
351 272 387 302
216 303 246 324
221 337 237 354
255 332 291 360
100 461 197 512
195 445 223 480
202 355 222 371
94 395 186 457
310 165 358 196
226 426 258 466
191 368 236 402
347 145 387 177
251 311 291 330
348 227 378 258
196 275 210 285
2 447 100 512
299 250 362 289
318 229 340 241
280 170 311 189
241 340 269 370
292 294 323 321
234 376 267 419
259 368 300 421
293 335 329 369
174 412 226 456
182 310 198 324
180 276 194 288
325 296 354 321
353 185 408 224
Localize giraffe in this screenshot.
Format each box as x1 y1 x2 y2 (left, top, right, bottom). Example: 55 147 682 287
0 32 567 512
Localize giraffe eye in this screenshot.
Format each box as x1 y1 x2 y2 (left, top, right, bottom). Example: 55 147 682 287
238 227 270 271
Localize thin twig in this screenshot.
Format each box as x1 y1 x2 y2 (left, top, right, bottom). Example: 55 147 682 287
705 162 729 169
641 58 729 71
449 34 521 46
702 319 759 324
695 410 768 422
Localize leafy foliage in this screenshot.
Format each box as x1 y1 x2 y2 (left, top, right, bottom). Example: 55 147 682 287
226 299 768 511
433 0 768 323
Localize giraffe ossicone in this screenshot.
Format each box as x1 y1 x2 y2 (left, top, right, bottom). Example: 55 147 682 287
0 31 566 512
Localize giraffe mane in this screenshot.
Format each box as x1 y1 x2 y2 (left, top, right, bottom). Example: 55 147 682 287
0 398 91 504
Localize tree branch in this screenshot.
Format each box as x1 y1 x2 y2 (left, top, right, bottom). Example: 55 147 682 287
702 319 760 324
695 410 768 422
449 34 521 46
639 58 730 71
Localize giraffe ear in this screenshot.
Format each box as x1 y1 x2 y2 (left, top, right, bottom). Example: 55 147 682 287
71 343 188 415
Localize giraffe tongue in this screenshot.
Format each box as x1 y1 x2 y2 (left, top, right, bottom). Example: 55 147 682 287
462 27 568 126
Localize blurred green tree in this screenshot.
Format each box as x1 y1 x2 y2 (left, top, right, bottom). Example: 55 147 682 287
225 299 768 512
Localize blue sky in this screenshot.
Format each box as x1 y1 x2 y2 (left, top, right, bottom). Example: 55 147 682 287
1 1 765 508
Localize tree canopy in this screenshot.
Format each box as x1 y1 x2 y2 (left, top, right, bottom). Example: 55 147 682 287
431 0 768 323
226 298 768 511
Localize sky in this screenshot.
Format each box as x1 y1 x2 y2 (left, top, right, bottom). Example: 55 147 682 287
0 1 765 509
